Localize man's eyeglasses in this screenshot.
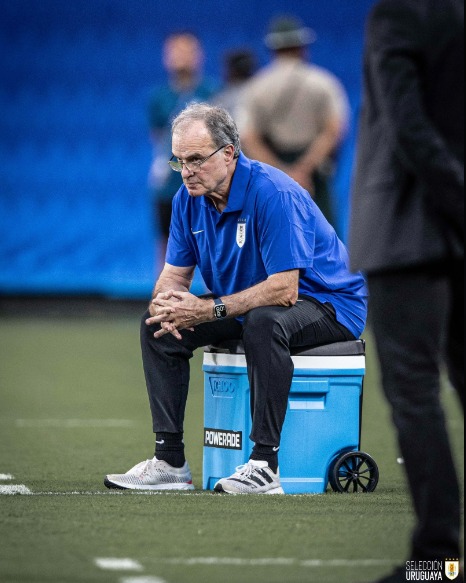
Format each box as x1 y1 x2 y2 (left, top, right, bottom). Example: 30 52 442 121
168 145 229 173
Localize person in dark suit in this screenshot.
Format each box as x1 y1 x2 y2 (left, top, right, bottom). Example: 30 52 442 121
349 1 464 582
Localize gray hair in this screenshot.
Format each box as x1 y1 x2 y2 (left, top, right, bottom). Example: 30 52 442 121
171 103 241 158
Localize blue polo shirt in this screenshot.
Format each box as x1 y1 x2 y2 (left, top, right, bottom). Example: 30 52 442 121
166 153 367 337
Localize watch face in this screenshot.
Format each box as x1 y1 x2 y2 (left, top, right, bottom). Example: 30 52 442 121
214 304 226 318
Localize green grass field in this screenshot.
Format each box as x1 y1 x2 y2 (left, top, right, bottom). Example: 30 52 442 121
0 301 463 583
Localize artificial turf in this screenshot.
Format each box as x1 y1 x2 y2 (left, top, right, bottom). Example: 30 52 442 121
0 301 463 583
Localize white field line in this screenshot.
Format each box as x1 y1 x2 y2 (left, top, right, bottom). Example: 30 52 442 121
120 578 167 583
0 485 32 494
95 558 142 571
15 418 136 428
1 491 199 496
157 557 395 568
3 490 329 497
0 474 14 480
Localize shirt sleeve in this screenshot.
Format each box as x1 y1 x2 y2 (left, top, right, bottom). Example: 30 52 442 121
321 74 350 129
257 188 316 275
165 193 196 267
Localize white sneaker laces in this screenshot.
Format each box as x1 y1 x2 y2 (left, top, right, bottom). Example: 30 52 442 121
233 462 262 479
128 459 153 477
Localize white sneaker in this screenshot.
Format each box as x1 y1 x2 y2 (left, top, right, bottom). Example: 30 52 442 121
214 460 284 494
104 456 194 491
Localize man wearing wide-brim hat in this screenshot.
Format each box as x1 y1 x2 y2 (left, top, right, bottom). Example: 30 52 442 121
237 15 349 228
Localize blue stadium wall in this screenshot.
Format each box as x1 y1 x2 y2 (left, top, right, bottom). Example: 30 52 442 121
0 0 377 299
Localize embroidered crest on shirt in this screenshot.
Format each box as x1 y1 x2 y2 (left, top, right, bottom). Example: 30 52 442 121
236 219 247 248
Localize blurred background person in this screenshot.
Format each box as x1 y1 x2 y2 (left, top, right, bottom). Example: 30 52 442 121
237 14 349 227
349 0 464 581
147 31 218 266
212 48 257 119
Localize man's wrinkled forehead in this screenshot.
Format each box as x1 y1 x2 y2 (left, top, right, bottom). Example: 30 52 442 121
172 120 213 153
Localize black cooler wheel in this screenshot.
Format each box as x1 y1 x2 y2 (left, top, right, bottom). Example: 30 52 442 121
329 451 379 493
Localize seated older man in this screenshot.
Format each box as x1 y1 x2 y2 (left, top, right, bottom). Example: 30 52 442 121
105 103 367 494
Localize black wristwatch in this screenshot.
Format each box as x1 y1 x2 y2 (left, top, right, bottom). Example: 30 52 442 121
213 298 227 319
